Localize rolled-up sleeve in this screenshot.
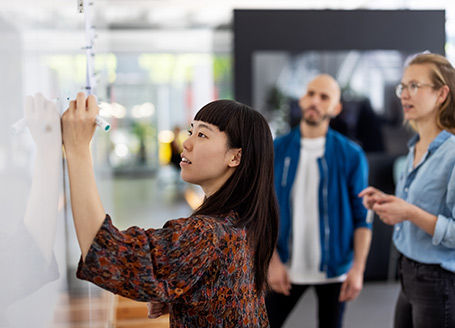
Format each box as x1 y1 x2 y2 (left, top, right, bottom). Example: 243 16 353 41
349 149 371 230
433 214 455 248
432 166 455 248
77 215 219 302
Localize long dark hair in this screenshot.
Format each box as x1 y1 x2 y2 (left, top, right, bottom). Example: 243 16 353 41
192 99 279 293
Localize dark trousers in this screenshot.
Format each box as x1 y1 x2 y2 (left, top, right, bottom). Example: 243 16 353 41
394 254 455 328
265 283 345 328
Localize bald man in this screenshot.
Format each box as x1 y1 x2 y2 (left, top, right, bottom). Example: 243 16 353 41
266 75 372 328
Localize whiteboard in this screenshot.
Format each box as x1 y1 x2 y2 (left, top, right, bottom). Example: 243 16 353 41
0 1 110 327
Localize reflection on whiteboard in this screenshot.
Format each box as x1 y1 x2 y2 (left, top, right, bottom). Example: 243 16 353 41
0 94 63 326
23 94 62 264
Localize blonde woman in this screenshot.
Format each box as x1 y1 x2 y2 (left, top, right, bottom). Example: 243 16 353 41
360 53 455 328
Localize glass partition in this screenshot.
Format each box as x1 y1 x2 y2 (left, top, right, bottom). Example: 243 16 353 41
253 50 414 155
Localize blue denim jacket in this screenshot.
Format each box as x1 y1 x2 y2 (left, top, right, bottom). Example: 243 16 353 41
394 130 455 273
274 128 371 278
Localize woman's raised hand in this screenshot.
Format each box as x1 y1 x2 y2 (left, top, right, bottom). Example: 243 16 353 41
61 92 99 156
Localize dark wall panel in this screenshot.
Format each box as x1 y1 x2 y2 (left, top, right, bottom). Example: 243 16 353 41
234 10 445 105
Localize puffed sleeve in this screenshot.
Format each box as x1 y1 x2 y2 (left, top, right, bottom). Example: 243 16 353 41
432 166 455 248
76 215 219 302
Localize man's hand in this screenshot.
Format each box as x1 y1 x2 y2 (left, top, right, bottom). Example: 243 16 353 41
147 301 169 319
267 252 291 296
339 266 363 302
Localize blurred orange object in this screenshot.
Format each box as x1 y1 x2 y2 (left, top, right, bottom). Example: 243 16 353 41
115 296 169 328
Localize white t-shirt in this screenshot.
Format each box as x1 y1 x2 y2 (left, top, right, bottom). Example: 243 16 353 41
288 137 346 284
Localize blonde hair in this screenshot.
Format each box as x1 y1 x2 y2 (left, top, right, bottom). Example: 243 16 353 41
407 53 455 134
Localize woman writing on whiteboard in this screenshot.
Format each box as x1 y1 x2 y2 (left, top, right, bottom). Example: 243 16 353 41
61 95 278 327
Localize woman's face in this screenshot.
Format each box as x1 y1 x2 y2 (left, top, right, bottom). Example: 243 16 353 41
180 120 240 196
400 64 441 124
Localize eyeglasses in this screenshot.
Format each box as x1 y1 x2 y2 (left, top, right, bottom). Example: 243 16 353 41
395 82 434 98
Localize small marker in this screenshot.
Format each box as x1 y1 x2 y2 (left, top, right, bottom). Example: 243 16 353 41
95 116 110 131
366 209 374 224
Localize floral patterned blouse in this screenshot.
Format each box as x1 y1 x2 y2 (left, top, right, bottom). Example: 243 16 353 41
76 211 269 327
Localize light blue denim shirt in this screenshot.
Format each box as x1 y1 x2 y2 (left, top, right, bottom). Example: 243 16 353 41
394 130 455 273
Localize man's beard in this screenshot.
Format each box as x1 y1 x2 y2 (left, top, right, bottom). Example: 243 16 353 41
302 106 331 126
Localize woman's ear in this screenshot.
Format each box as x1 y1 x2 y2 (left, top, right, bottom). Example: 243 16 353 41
438 85 450 104
228 148 242 168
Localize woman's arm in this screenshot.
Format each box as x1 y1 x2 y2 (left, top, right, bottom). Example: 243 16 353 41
360 186 438 235
431 166 455 247
65 149 105 260
372 195 437 235
407 205 438 236
77 216 219 302
62 93 105 260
